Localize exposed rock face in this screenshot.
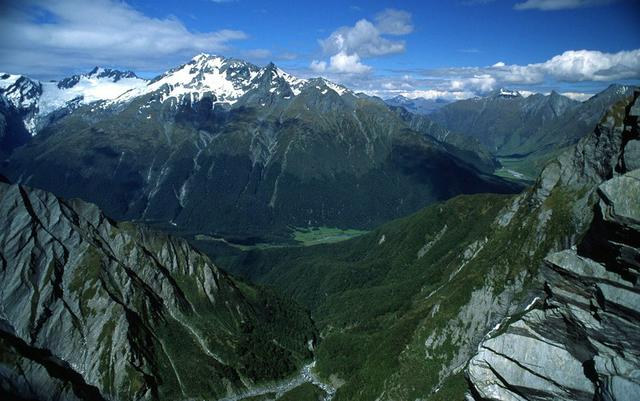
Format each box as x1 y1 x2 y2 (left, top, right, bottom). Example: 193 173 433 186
0 182 315 400
466 93 640 400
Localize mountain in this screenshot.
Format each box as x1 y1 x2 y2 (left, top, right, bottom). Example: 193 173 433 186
0 68 146 136
1 54 519 242
468 168 640 401
0 180 319 401
221 91 640 400
384 95 450 115
0 93 31 159
428 85 636 178
388 105 500 174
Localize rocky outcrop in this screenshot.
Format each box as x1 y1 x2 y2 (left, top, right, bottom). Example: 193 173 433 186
0 182 315 401
466 92 640 401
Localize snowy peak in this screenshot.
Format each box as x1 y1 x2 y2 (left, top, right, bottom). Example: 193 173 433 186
1 54 357 136
257 63 307 97
489 88 521 98
0 68 147 135
388 95 412 104
38 68 147 116
305 77 350 97
114 53 353 107
124 53 263 105
57 67 139 89
0 74 42 110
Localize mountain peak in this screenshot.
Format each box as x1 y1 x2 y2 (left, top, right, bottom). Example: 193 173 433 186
488 88 521 99
191 52 217 62
57 67 140 89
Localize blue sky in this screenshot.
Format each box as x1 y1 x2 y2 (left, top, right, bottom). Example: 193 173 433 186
0 0 639 99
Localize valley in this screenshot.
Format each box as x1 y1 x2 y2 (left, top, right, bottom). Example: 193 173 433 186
1 3 639 399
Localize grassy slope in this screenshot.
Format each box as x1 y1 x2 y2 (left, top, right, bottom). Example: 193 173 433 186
225 186 578 400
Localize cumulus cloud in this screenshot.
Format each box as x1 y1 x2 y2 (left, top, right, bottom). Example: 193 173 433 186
541 49 640 81
311 8 412 75
423 49 640 94
514 0 616 11
450 74 497 92
318 19 406 58
327 48 639 101
396 89 474 101
560 91 595 101
374 9 413 35
0 0 248 77
311 52 371 74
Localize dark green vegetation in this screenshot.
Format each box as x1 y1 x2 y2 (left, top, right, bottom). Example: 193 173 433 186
1 52 637 401
427 85 636 178
389 104 500 175
279 382 326 401
0 182 315 401
225 189 575 400
218 93 639 400
2 56 518 243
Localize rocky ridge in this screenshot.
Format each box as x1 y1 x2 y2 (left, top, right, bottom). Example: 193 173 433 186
466 91 640 400
0 181 315 400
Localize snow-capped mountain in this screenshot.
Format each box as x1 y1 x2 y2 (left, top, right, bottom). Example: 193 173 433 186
112 53 349 107
490 88 521 98
3 53 518 241
0 53 357 136
0 68 147 134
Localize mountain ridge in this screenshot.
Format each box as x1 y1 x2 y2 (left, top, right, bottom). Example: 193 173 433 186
2 55 520 241
0 179 317 401
219 91 640 401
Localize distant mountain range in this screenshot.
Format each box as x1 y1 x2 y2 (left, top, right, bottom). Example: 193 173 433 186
384 95 451 114
384 86 637 180
427 85 636 177
224 90 640 401
0 54 518 242
1 51 639 401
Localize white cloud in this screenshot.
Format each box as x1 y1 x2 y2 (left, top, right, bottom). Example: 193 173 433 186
560 91 594 101
311 52 371 74
0 0 247 77
311 9 412 75
396 89 474 101
327 52 371 74
518 90 538 97
374 9 413 35
344 48 639 101
310 60 328 72
540 49 640 81
421 49 640 94
514 0 616 10
450 74 497 92
319 19 406 58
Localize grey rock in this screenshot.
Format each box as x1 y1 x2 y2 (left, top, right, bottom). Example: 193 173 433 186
623 140 640 171
0 182 315 401
466 169 640 401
